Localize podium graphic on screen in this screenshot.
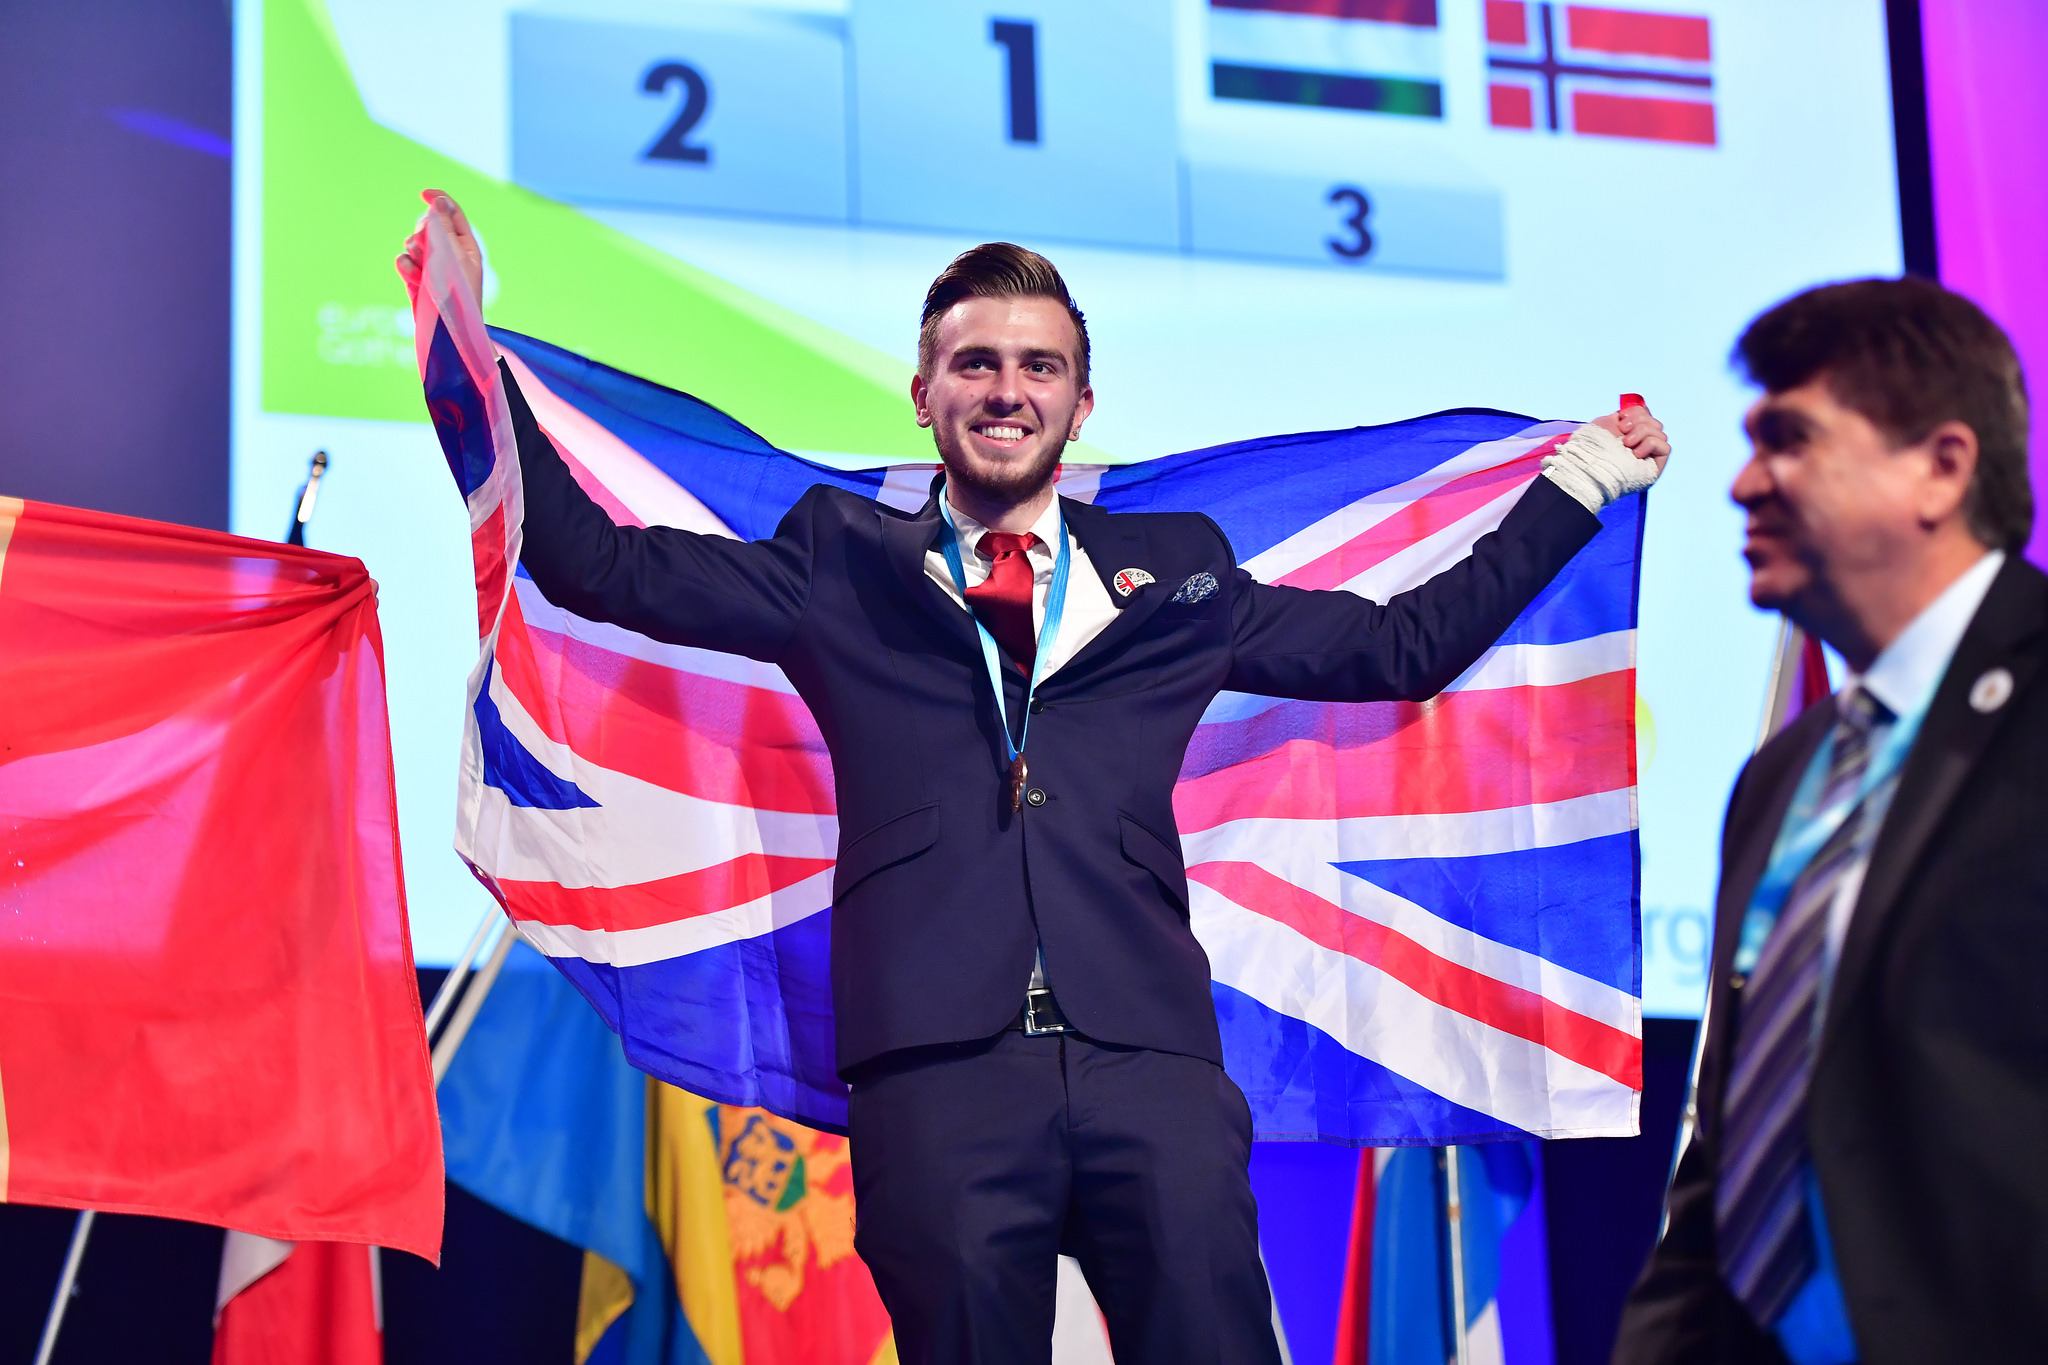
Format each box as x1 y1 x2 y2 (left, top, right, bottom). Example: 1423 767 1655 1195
509 1 1506 280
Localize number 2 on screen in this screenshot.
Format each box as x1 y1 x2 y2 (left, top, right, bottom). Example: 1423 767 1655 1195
1326 186 1374 261
642 60 711 164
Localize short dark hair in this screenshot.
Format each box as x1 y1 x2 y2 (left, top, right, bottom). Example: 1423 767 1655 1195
1735 277 2032 550
918 242 1091 386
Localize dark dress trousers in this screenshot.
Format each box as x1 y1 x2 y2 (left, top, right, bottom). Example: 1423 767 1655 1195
502 366 1603 1362
1613 556 2048 1365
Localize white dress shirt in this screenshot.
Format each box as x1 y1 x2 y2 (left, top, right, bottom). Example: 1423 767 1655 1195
1822 548 2004 993
923 494 1123 677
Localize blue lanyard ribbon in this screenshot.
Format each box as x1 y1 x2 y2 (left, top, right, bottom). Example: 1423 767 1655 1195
937 485 1071 767
1734 692 1924 973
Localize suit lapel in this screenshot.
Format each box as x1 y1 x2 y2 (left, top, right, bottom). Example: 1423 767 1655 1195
878 476 981 650
1054 496 1175 677
1821 557 2048 1056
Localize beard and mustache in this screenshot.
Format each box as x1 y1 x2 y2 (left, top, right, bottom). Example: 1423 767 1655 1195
932 428 1067 508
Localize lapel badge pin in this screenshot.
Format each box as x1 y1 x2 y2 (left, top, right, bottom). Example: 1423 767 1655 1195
1112 568 1155 598
1969 666 2014 714
1171 572 1219 605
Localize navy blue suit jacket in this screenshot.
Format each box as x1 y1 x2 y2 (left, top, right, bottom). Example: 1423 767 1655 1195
505 366 1603 1075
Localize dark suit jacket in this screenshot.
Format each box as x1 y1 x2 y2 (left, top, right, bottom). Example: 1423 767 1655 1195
1614 555 2048 1365
503 365 1602 1074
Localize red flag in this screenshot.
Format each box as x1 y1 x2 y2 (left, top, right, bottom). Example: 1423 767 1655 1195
212 1237 382 1365
1330 1150 1376 1365
0 497 442 1260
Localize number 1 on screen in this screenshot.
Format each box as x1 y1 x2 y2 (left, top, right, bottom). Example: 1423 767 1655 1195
990 20 1039 144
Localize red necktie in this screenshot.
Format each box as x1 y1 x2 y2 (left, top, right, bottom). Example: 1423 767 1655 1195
965 531 1040 669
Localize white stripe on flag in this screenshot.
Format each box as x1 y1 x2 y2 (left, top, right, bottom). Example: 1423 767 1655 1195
1342 480 1525 603
1197 845 1640 1034
1193 885 1640 1137
1239 422 1571 584
1176 787 1637 859
502 350 736 536
1195 630 1635 724
1208 9 1441 81
514 866 836 968
514 577 803 696
1184 822 1638 1034
1444 628 1634 693
465 671 836 887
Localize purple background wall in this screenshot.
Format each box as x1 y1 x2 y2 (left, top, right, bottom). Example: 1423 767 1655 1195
0 0 230 530
1922 0 2048 566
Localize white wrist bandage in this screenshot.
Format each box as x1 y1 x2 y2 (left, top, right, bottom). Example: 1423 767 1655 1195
1541 422 1660 513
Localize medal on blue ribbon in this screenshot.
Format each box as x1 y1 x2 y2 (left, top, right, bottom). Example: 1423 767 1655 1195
938 486 1072 812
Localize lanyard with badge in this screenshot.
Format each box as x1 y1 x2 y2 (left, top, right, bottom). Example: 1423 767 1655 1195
938 484 1072 812
1733 690 1926 972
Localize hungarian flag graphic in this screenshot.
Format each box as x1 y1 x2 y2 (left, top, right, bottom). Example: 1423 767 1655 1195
1485 1 1716 146
1209 0 1444 119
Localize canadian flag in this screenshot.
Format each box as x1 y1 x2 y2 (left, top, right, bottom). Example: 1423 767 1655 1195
212 1232 382 1365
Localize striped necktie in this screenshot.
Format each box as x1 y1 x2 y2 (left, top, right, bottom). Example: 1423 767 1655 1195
1716 685 1890 1328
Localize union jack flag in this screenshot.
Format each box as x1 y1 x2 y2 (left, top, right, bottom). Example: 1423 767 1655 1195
408 216 1644 1145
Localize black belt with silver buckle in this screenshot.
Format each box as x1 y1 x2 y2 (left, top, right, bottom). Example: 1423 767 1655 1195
1020 987 1074 1036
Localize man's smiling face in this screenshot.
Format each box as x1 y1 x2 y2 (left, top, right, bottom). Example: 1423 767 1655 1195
911 295 1094 510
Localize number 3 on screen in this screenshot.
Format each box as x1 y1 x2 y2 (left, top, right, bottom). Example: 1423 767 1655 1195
1327 186 1374 261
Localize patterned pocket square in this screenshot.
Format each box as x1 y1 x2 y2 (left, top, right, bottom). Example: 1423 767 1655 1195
1170 572 1218 605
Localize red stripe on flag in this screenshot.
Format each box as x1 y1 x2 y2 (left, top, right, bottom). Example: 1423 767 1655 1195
1484 0 1528 45
500 853 835 932
1175 670 1635 827
492 593 837 815
1274 447 1553 591
471 504 509 640
1189 860 1642 1087
1565 5 1710 61
1571 90 1716 145
1489 82 1536 129
1210 0 1438 24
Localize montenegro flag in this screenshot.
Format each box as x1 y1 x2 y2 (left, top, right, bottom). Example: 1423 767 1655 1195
438 940 894 1365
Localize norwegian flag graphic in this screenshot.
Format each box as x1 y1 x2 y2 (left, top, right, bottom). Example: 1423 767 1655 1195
407 214 1644 1145
1485 1 1716 146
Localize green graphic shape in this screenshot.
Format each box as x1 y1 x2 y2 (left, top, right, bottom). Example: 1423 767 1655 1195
264 0 1115 462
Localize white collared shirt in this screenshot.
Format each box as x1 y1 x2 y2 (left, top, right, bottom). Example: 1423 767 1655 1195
1822 549 2004 986
923 494 1123 678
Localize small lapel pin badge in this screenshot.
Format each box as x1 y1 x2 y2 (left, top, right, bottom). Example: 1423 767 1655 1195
1112 567 1155 598
1970 666 2014 714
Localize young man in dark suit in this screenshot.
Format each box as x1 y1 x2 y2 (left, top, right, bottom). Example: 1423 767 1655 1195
1614 278 2045 1365
401 193 1671 1364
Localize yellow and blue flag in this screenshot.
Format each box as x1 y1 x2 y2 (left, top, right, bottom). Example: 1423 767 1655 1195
438 941 894 1365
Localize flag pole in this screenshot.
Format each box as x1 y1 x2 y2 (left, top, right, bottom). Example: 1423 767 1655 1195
432 920 517 1084
33 1210 95 1365
1661 616 1808 1237
422 904 501 1043
1444 1147 1471 1365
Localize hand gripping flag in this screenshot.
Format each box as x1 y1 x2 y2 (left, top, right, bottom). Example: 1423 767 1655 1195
409 217 1644 1146
0 498 442 1259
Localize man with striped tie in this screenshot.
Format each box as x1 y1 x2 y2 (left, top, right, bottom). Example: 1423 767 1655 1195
1615 278 2047 1364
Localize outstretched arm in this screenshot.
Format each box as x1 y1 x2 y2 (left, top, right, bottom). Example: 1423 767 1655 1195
1225 413 1668 701
499 362 813 660
400 189 812 662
